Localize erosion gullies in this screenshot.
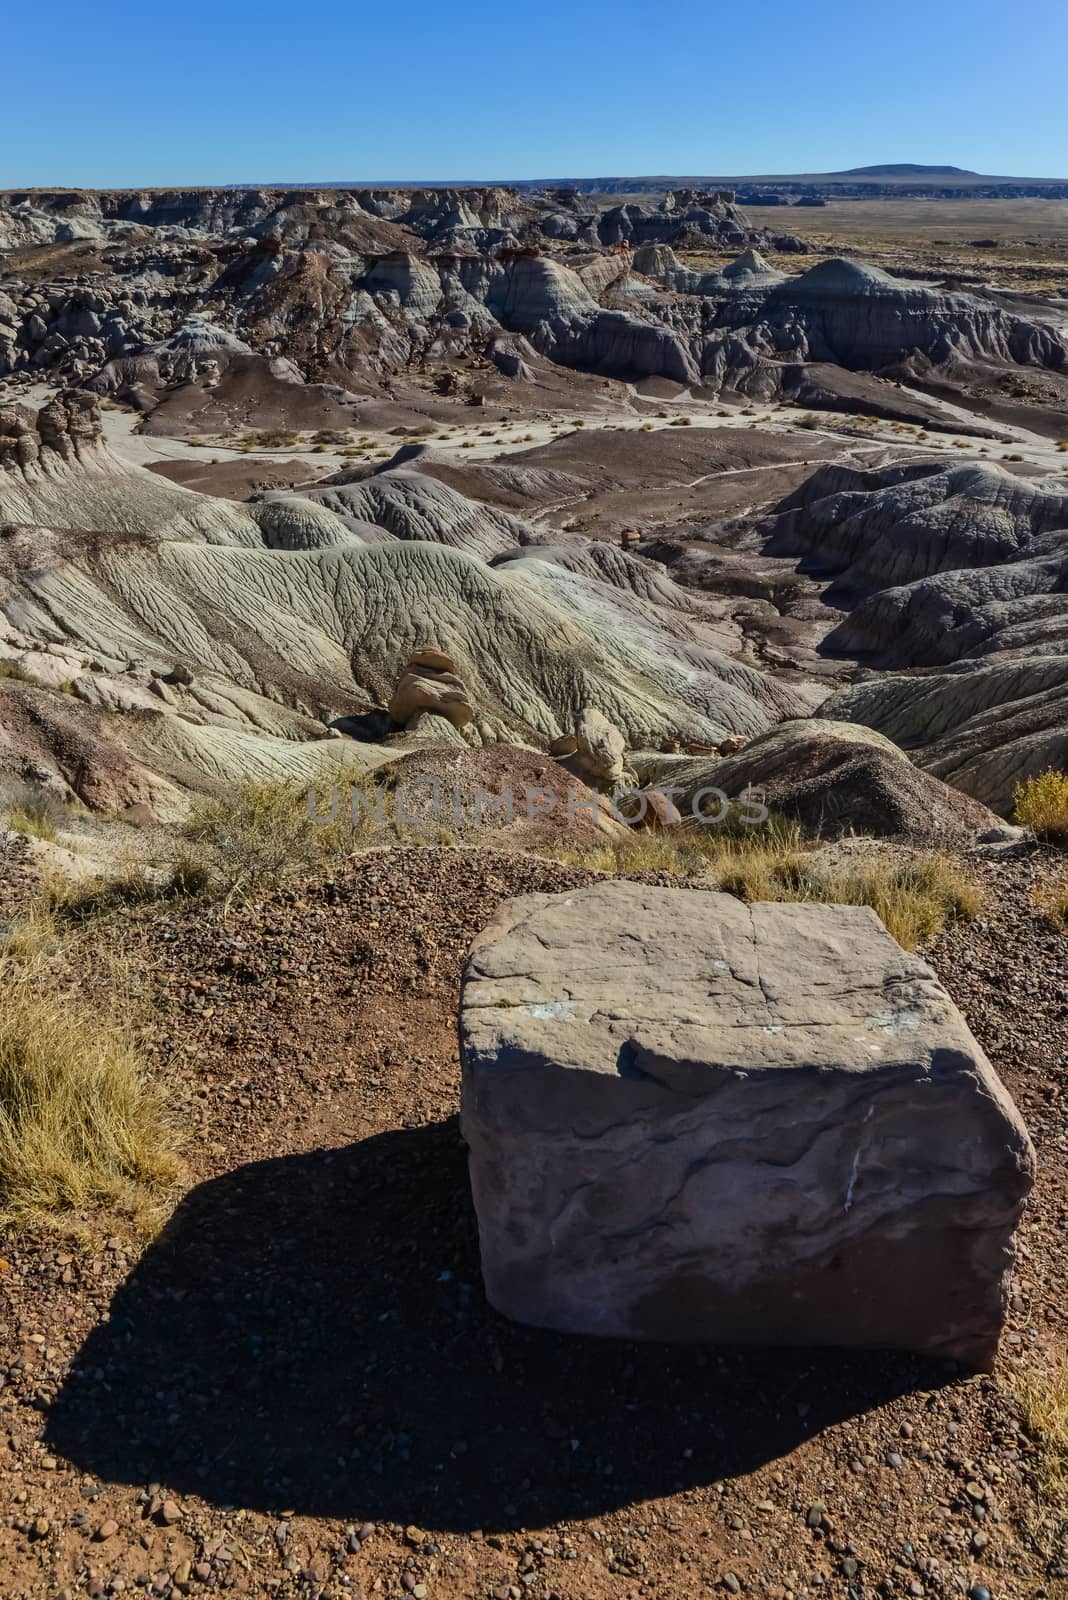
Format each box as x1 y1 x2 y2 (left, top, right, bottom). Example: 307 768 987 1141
824 661 1068 818
749 459 1068 811
3 183 1068 832
634 719 998 841
3 188 1066 434
5 380 1065 821
261 468 538 558
760 459 1068 592
1 392 833 809
2 165 1066 1600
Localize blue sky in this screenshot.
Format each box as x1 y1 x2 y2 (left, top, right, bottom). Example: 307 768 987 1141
6 0 1067 187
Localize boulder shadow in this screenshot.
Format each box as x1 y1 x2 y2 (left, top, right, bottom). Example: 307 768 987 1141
48 1119 953 1530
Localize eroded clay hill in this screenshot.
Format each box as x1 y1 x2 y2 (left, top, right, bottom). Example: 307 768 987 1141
1 394 831 813
2 186 1067 438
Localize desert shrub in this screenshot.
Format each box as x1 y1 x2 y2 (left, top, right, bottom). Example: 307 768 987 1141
182 770 378 898
0 961 180 1223
1014 768 1068 844
240 428 300 450
0 660 33 683
166 849 213 898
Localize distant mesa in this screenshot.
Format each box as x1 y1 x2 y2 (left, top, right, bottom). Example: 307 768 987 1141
830 163 979 178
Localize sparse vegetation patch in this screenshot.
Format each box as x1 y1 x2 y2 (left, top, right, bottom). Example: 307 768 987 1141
1015 768 1068 844
0 960 180 1225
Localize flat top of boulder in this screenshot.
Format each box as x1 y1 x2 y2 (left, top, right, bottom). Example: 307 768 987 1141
407 646 459 674
463 880 1018 1094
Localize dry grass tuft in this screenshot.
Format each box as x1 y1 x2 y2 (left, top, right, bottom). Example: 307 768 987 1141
1035 865 1068 928
1018 1351 1068 1533
40 862 157 922
548 826 979 950
7 804 58 843
166 849 213 898
1015 768 1068 844
4 784 79 843
549 809 799 879
0 959 181 1225
0 904 62 963
814 854 982 949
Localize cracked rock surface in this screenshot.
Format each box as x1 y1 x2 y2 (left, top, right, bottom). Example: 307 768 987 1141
460 881 1035 1368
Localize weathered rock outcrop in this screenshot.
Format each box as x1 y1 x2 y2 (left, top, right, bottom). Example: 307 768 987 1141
761 460 1068 594
387 648 474 729
5 189 1061 406
823 662 1068 817
460 881 1035 1368
706 258 1068 378
570 706 626 786
635 719 999 837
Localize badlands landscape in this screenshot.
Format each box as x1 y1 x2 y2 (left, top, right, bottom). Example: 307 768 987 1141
0 179 1067 1600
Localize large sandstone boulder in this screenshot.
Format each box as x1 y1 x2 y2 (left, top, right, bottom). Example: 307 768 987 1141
572 705 626 786
460 881 1034 1369
387 648 474 730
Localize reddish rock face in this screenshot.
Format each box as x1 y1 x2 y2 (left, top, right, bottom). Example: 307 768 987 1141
460 881 1035 1370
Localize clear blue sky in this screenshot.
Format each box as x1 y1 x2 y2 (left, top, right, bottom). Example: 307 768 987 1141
6 0 1067 187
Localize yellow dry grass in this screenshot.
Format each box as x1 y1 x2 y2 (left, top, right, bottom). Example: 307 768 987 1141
548 826 980 950
1035 865 1068 928
1018 1351 1068 1546
1014 769 1068 845
0 957 181 1226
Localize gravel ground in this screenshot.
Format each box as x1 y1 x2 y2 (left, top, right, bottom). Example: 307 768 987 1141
0 844 1065 1600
